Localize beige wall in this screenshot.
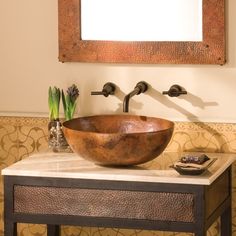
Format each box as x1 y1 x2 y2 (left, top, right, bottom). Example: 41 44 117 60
0 0 236 123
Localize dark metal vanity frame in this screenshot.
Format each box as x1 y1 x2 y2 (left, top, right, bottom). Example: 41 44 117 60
4 168 231 236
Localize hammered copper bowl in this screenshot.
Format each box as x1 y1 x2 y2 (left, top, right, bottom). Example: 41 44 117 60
63 115 174 166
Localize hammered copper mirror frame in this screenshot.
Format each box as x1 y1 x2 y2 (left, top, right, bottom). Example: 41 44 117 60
58 0 225 64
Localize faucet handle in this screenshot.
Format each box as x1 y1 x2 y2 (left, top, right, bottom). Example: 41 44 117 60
162 84 187 97
91 91 106 95
135 81 148 94
91 82 116 97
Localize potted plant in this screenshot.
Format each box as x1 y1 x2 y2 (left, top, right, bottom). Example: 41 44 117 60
48 85 79 152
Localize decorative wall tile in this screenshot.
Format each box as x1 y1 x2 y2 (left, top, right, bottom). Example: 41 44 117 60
168 122 236 153
0 117 236 236
0 124 18 166
0 118 19 235
17 124 48 159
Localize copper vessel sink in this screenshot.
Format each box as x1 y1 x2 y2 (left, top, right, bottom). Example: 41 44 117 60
63 115 174 166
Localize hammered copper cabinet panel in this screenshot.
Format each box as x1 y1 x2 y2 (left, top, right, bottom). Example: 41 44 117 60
1 116 236 236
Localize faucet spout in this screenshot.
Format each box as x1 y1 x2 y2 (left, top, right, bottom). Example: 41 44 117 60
123 88 140 113
123 81 148 113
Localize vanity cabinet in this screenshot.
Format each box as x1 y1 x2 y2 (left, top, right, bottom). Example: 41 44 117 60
2 152 234 236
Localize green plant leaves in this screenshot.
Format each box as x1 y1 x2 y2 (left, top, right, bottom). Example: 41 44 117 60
48 86 61 120
61 84 79 121
50 84 79 121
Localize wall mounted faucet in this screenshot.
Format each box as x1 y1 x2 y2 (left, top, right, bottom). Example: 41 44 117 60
162 84 187 97
123 81 148 113
91 82 116 97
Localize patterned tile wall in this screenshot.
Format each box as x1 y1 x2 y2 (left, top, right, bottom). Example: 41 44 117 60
0 116 236 236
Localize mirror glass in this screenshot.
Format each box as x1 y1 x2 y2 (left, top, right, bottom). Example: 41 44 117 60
81 0 202 42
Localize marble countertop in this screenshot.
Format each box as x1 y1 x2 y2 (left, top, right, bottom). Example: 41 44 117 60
1 152 235 185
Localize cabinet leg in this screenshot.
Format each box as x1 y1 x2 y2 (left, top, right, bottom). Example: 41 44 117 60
221 207 232 236
4 221 17 236
47 224 60 236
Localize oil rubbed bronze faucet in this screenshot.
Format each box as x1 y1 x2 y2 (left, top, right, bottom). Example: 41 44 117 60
123 81 148 113
162 84 187 97
91 82 116 97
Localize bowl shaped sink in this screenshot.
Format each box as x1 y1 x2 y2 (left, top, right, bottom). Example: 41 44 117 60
63 115 174 166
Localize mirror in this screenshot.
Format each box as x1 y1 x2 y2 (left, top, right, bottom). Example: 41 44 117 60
58 0 225 64
81 0 203 42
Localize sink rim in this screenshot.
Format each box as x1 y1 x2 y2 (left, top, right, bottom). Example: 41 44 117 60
63 114 175 135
